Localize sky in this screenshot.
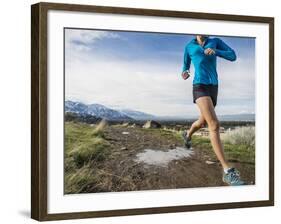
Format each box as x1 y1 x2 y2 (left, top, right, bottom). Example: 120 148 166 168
65 28 255 117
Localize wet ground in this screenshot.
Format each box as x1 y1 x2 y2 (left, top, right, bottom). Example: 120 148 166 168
79 124 255 193
134 147 194 167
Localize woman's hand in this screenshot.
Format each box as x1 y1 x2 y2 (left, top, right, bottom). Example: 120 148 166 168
182 70 190 80
204 48 216 55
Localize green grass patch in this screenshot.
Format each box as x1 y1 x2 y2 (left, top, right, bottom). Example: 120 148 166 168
191 135 255 164
65 122 111 167
68 137 111 167
64 164 99 194
64 121 113 193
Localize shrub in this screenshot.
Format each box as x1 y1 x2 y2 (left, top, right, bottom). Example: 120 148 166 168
89 119 107 138
64 165 98 193
222 126 255 147
68 137 111 167
65 120 111 167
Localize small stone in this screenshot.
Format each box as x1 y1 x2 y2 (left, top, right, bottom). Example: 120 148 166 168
122 131 130 135
121 146 128 150
142 120 162 129
205 160 216 165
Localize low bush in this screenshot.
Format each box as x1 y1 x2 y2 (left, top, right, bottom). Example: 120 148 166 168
222 126 255 147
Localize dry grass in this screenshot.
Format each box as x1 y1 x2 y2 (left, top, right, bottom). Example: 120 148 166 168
64 120 112 193
222 126 255 147
191 126 255 164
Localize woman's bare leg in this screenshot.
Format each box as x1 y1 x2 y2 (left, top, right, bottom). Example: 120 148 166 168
195 96 230 169
187 116 206 139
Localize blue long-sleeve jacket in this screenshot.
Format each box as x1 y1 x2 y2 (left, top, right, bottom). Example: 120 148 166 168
182 37 236 85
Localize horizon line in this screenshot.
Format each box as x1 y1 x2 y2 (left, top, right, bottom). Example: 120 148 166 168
65 99 255 117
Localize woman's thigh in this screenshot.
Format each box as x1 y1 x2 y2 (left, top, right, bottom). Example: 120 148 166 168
195 96 218 124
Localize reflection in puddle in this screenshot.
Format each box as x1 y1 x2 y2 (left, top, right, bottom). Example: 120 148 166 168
134 147 194 167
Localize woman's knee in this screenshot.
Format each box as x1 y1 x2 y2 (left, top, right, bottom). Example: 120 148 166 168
194 118 206 128
201 119 207 127
199 120 206 128
208 119 220 132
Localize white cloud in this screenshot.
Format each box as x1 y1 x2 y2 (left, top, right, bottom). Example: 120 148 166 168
65 57 195 116
65 29 123 52
65 56 255 116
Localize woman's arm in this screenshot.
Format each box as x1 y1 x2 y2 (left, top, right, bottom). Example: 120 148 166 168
182 46 191 72
215 38 237 61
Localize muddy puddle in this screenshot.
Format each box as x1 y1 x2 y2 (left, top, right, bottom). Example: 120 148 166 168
134 147 194 167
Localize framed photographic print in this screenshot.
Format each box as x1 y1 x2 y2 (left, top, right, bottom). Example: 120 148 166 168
31 2 274 221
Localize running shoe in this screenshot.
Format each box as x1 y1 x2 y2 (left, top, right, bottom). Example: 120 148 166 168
182 131 192 149
223 167 245 186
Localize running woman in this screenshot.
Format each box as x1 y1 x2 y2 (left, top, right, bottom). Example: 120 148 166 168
181 35 245 186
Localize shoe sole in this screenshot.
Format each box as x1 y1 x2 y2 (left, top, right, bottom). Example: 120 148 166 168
222 177 246 186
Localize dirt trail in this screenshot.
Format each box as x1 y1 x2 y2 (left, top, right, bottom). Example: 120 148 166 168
84 124 254 193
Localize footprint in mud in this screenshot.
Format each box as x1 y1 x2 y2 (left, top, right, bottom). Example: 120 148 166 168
134 147 194 168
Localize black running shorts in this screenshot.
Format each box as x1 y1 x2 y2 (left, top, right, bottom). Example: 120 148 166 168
192 84 218 107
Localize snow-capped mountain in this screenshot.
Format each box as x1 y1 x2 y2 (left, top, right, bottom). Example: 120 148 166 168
65 101 133 121
65 101 88 114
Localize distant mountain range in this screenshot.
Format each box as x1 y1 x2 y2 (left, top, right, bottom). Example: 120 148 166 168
65 100 255 122
65 101 132 121
118 109 156 120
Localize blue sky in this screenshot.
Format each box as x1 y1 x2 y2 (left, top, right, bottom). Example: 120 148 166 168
65 28 255 117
